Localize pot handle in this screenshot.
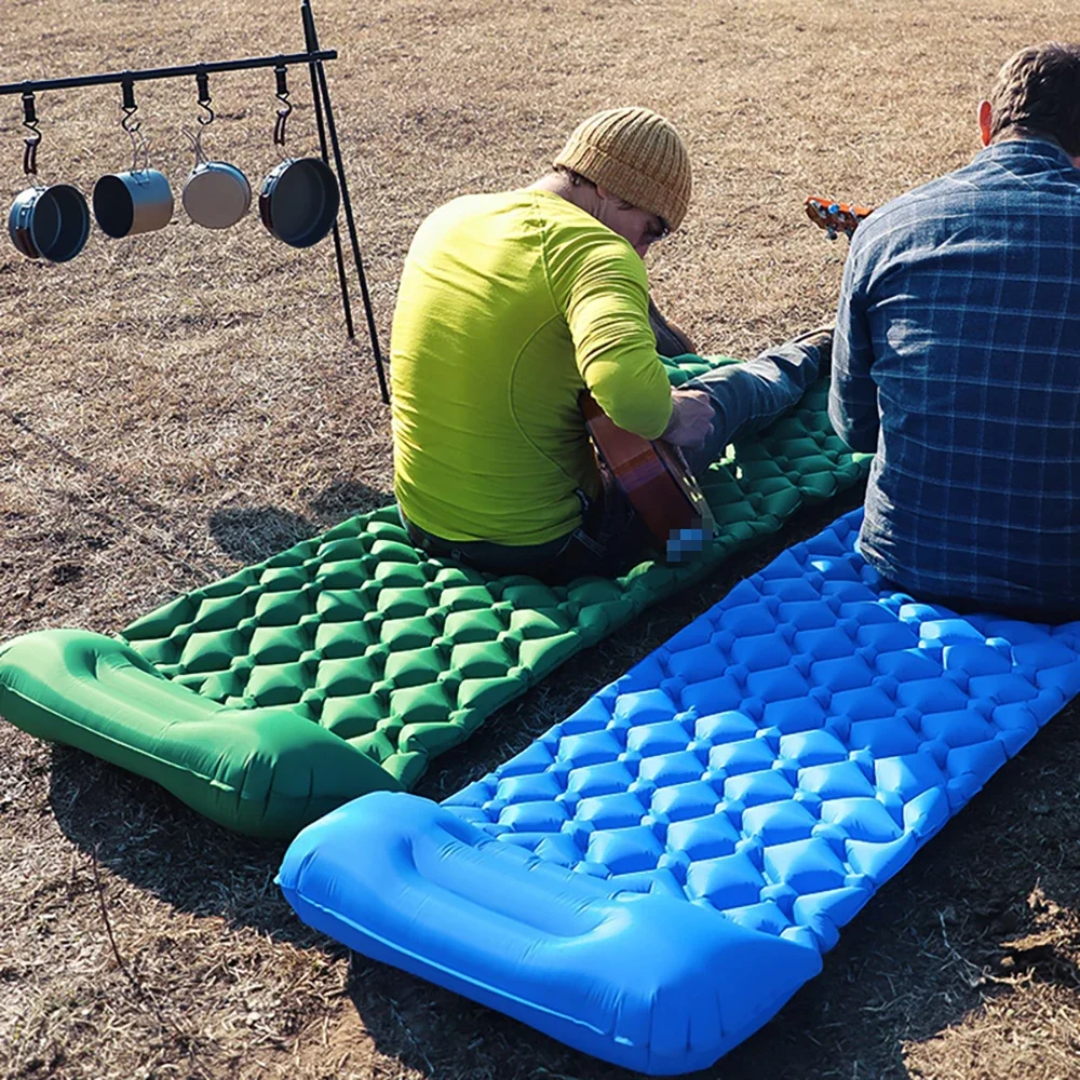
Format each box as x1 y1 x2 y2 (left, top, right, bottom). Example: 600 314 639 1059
183 125 209 168
273 63 292 148
22 91 40 176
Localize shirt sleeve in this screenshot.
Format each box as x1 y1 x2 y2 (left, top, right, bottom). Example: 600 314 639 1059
551 228 673 440
829 234 881 453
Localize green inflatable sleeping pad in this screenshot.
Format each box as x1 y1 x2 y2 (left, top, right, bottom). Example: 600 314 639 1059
0 357 870 838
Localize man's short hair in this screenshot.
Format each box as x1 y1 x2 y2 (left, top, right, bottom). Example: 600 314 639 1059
988 41 1080 156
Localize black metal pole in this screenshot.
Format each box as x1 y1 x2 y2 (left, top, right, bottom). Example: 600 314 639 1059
300 9 355 344
0 51 337 96
302 0 390 404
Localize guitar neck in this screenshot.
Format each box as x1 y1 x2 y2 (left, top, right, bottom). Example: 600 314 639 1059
805 196 874 240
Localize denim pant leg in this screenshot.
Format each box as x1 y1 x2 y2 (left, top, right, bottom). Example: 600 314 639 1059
544 471 653 581
679 337 826 475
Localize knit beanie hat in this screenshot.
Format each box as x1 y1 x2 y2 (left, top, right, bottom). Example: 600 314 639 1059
553 106 692 231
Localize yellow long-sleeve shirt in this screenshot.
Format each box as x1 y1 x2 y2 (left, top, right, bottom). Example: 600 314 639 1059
390 188 673 546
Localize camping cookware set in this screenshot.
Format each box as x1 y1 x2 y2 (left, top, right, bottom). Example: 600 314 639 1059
7 71 340 263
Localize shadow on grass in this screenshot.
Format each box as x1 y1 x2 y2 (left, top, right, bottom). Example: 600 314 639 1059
45 741 315 945
209 506 317 563
308 479 392 520
209 480 390 563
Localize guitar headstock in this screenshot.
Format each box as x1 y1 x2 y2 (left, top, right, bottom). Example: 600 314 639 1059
805 196 873 241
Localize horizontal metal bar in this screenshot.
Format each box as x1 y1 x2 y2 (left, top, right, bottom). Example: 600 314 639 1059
0 50 337 97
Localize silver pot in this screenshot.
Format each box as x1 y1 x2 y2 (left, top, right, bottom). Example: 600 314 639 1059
7 184 90 262
182 160 251 230
259 157 339 248
93 168 174 239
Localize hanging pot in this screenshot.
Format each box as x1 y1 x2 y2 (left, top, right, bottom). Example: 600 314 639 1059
182 159 251 230
259 157 339 248
7 183 90 262
93 168 174 239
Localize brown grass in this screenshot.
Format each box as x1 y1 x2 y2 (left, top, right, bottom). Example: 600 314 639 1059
3 1 1080 1077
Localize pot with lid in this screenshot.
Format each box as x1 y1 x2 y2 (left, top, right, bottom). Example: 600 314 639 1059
257 64 340 249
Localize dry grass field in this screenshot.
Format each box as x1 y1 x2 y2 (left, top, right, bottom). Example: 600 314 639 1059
2 1 1080 1077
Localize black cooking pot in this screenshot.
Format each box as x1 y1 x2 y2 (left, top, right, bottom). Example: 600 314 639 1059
8 183 90 262
259 157 340 248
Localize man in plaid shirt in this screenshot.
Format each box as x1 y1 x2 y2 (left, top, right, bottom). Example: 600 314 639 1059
829 42 1080 620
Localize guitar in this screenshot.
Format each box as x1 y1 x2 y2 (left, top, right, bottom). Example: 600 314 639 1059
805 196 874 240
580 391 716 564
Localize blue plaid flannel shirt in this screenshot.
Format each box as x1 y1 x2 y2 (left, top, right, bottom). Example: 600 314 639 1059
829 138 1080 615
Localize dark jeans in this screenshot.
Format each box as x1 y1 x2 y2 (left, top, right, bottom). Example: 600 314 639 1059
404 336 826 584
403 478 652 585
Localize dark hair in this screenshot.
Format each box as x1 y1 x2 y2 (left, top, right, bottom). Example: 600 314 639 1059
988 41 1080 156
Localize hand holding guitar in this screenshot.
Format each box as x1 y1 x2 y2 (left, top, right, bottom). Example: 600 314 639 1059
577 196 876 563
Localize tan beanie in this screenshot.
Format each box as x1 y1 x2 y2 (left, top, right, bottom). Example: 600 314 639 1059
553 106 692 231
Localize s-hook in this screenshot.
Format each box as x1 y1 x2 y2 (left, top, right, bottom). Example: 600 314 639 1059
21 89 41 174
273 61 292 146
120 78 139 132
119 78 150 173
195 68 214 126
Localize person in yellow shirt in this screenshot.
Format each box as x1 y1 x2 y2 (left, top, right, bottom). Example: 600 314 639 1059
391 106 830 582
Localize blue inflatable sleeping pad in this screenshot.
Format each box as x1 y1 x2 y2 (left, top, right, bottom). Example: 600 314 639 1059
279 508 1080 1074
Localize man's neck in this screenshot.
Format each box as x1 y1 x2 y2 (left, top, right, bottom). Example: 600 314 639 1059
990 129 1080 168
529 172 599 216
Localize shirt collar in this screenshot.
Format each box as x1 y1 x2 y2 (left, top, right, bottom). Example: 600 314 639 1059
977 136 1077 170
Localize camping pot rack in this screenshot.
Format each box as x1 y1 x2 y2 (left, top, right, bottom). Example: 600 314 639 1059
0 0 388 403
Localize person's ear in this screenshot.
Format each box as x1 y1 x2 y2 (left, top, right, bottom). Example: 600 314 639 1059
978 99 993 147
595 185 633 210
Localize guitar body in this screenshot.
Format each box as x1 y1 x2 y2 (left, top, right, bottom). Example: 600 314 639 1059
580 391 715 561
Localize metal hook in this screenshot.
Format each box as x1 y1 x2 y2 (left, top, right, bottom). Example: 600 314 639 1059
120 78 140 134
273 62 292 147
127 125 151 174
21 89 41 175
182 125 208 167
196 69 214 127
